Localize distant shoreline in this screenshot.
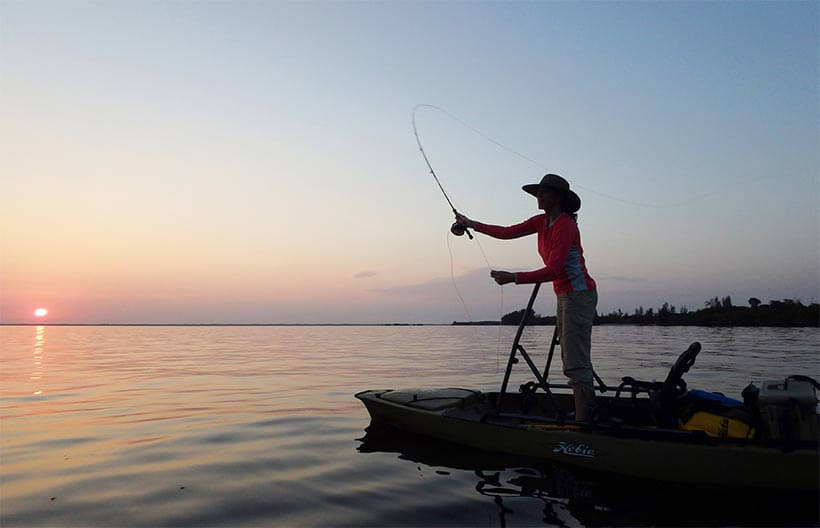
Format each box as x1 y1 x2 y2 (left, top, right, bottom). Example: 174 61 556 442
452 321 820 328
0 323 437 327
469 297 820 328
2 322 818 328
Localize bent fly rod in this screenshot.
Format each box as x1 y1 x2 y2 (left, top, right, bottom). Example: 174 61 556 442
412 104 473 239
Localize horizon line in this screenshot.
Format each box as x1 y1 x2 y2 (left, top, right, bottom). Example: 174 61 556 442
0 322 446 327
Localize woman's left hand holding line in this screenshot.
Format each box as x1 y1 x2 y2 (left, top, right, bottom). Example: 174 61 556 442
490 270 516 285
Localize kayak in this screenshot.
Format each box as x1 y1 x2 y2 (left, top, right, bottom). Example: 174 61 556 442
355 286 819 491
355 384 819 491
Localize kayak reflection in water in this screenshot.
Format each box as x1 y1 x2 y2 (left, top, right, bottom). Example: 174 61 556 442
455 174 598 422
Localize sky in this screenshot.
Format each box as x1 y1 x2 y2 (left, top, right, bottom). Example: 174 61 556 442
1 1 818 324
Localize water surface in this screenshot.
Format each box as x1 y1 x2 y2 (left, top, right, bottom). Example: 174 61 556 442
2 325 818 526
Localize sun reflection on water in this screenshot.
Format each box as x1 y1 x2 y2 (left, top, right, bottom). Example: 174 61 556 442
32 325 45 395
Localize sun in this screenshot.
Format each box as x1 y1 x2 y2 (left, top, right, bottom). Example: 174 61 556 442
34 308 48 317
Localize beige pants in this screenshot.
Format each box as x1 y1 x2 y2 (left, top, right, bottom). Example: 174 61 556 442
556 290 598 386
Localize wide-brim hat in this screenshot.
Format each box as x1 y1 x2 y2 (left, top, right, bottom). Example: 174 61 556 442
522 173 581 213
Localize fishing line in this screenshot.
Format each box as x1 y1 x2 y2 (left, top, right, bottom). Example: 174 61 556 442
474 236 505 371
446 231 505 371
469 234 505 372
412 103 721 209
412 105 474 239
446 230 473 322
414 104 506 368
496 275 504 372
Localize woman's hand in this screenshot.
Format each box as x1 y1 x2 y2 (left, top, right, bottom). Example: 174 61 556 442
490 270 516 285
454 212 476 228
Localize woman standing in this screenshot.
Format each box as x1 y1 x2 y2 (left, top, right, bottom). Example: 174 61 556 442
455 174 598 422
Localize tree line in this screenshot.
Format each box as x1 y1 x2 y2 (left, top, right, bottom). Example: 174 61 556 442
487 296 819 327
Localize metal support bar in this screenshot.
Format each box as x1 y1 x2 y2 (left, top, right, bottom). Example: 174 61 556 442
592 370 608 392
542 325 559 382
517 345 550 390
497 282 609 413
497 283 541 408
542 313 608 393
516 344 559 411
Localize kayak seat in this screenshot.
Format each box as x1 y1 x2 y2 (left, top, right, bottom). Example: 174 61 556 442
614 342 702 427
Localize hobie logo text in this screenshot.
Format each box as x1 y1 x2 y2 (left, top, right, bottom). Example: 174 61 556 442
553 442 597 458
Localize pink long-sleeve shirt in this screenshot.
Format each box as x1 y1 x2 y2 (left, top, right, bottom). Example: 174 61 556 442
474 213 596 294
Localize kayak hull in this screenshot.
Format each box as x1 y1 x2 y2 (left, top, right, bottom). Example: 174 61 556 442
356 388 820 491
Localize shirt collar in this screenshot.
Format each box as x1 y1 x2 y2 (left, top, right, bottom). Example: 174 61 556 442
547 212 565 227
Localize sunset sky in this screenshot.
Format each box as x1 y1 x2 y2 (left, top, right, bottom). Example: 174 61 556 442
1 1 817 324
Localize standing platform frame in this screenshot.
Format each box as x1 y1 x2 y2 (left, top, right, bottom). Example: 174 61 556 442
496 283 608 413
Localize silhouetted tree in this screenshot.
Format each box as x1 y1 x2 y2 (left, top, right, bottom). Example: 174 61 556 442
495 295 818 327
501 308 536 325
748 297 761 308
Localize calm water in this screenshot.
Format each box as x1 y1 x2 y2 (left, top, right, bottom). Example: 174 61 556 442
1 325 818 527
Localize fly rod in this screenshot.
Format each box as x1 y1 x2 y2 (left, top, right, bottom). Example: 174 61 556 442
412 105 473 239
